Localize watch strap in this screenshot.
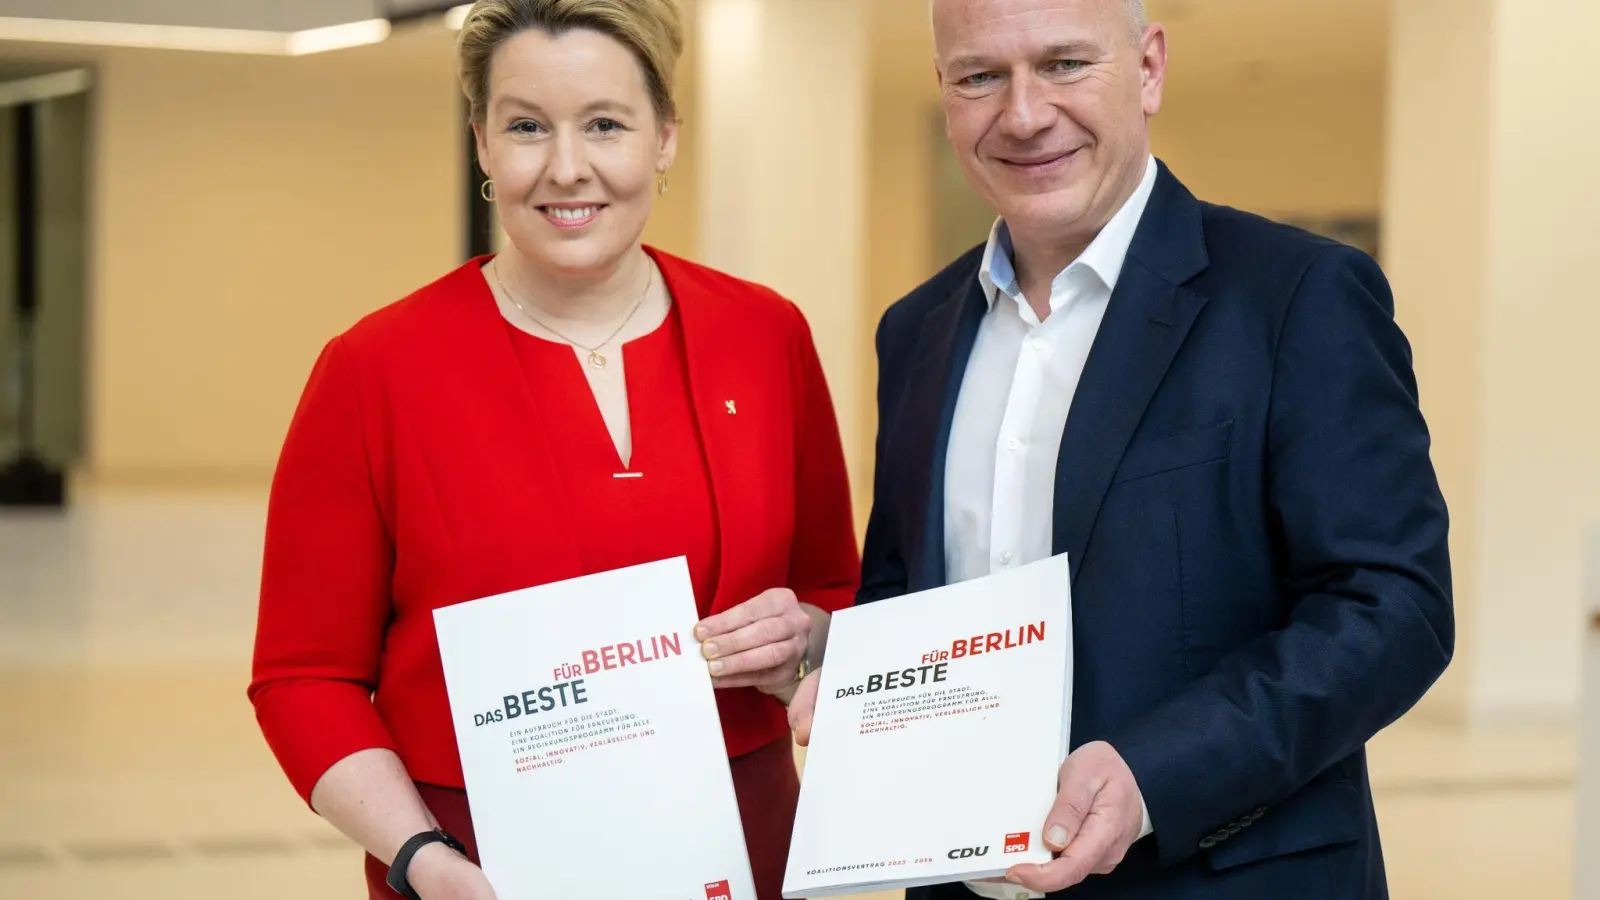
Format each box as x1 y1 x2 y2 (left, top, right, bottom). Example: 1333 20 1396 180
386 828 466 900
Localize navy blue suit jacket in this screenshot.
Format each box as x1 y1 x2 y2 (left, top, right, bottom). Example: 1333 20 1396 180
861 161 1453 899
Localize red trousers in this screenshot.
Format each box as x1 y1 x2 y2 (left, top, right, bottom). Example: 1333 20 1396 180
365 736 801 899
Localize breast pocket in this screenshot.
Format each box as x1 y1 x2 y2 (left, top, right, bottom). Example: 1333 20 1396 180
1111 419 1233 484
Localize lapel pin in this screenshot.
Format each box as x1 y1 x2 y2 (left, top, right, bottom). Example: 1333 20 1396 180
725 400 737 415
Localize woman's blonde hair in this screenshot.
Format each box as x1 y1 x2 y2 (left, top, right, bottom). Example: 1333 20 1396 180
458 0 684 125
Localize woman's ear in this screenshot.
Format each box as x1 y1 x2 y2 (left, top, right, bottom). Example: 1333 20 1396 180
657 115 680 174
473 120 492 179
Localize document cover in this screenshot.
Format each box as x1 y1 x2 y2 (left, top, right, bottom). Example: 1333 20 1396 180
782 554 1073 898
434 557 755 900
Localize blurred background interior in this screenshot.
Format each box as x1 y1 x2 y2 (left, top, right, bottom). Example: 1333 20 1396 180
0 0 1597 897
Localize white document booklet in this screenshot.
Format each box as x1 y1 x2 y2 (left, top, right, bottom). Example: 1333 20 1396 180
783 554 1074 898
434 556 755 900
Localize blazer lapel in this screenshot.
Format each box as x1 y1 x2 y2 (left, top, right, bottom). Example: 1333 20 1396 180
654 249 756 614
896 271 987 593
452 258 589 590
1052 163 1211 582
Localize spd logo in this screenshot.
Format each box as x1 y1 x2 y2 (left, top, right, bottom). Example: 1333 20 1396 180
704 879 731 900
1004 832 1031 854
946 846 990 859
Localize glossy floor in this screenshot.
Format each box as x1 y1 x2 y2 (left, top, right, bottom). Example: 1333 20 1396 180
0 487 1581 899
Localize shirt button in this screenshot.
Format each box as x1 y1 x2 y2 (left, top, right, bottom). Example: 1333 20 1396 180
1006 438 1021 452
999 551 1014 565
1030 338 1047 352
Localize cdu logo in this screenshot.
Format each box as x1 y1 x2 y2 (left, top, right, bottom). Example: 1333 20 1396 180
704 879 731 900
946 846 990 859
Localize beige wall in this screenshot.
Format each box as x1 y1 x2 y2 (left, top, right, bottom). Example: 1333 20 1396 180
867 98 936 323
1386 0 1600 726
1473 0 1600 724
66 37 463 482
696 0 872 510
861 89 937 529
1382 0 1494 723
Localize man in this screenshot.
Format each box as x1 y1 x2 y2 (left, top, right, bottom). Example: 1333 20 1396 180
788 0 1453 897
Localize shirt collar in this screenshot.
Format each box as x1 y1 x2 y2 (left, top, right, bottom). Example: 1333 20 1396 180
977 154 1158 312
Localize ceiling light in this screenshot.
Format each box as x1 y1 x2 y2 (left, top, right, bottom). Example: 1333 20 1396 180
0 16 284 54
285 19 392 56
0 15 391 56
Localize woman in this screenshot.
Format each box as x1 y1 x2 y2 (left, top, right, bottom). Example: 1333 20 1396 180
246 1 859 897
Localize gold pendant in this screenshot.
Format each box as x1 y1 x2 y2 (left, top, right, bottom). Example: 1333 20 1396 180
588 351 607 368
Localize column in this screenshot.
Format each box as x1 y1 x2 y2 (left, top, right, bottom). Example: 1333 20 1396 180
1385 0 1600 726
1580 528 1600 897
695 0 872 511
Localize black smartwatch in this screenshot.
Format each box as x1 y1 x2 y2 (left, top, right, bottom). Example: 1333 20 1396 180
386 828 467 900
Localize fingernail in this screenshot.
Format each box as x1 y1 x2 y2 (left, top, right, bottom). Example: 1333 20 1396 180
1005 873 1022 884
702 642 719 658
693 625 707 640
709 660 724 674
1046 825 1068 846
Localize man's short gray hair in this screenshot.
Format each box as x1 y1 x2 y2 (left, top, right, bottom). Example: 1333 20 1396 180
1126 0 1148 36
1112 0 1150 43
931 0 1148 44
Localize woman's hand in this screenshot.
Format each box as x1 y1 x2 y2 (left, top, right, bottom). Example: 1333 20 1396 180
694 588 813 695
408 843 498 900
786 669 822 745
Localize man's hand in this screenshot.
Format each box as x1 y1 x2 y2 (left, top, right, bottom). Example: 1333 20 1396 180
786 669 823 744
1004 741 1145 894
694 588 811 694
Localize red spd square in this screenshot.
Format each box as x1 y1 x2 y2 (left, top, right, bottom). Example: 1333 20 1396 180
1004 832 1031 854
705 880 731 900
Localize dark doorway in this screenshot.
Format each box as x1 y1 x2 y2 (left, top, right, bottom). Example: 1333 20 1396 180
0 67 91 506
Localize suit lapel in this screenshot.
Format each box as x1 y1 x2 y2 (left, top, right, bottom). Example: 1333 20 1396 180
896 271 987 593
1051 162 1211 582
1051 271 1207 579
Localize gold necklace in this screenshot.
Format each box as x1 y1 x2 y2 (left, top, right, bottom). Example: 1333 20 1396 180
492 258 653 369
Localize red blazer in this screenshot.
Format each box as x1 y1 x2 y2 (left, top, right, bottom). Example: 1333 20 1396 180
248 248 860 803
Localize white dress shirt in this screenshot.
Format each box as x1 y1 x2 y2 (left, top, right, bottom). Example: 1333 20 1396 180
947 156 1157 900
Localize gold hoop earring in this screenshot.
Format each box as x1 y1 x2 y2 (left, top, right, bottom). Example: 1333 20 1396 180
657 173 669 196
480 179 496 202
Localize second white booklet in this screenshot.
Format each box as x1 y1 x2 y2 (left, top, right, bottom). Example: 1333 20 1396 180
434 556 755 900
783 553 1074 898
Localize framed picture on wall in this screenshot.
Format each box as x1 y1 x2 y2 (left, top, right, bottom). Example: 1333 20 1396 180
1279 215 1382 264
